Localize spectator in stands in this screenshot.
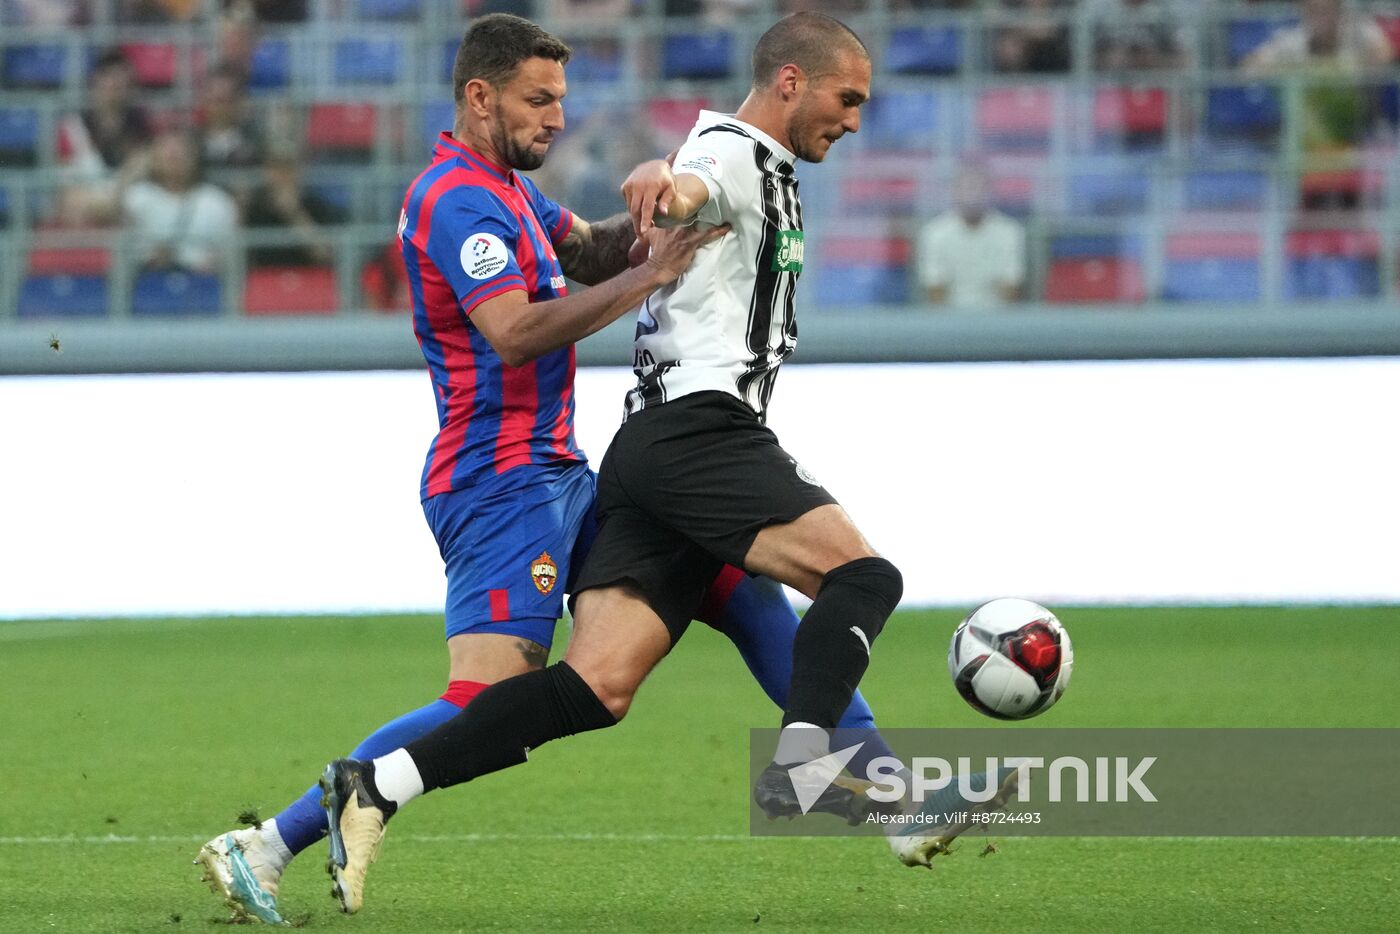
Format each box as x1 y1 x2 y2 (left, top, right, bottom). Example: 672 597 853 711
224 0 307 22
243 147 343 267
197 64 265 171
1088 0 1191 71
1242 0 1392 76
992 0 1072 74
123 129 239 274
917 164 1026 310
119 0 199 21
55 49 153 225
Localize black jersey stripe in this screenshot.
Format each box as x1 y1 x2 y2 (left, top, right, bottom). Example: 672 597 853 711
738 143 785 413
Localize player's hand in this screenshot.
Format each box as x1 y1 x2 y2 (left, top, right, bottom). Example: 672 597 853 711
621 159 676 238
627 237 650 268
642 222 729 281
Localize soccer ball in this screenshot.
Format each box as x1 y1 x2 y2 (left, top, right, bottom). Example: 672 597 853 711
948 598 1073 720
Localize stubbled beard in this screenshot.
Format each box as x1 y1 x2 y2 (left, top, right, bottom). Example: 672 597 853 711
494 116 546 171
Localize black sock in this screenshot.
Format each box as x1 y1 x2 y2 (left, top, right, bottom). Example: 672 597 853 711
784 557 903 729
402 661 617 792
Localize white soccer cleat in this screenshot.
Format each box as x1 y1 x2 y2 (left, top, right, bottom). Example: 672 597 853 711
195 829 287 925
889 767 1021 869
321 759 391 914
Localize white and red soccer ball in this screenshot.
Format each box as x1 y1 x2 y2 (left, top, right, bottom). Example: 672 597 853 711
949 598 1073 720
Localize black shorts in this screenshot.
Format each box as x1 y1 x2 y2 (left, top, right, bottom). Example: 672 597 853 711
571 391 838 642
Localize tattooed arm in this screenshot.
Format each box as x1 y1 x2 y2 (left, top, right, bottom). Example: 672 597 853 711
554 213 637 286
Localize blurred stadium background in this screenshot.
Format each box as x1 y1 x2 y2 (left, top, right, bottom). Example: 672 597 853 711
1 0 1400 354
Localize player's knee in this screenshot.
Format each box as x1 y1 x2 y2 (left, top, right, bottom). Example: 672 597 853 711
570 663 640 721
821 557 903 628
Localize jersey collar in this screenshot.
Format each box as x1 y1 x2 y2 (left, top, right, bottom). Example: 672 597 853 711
696 110 796 165
433 132 515 185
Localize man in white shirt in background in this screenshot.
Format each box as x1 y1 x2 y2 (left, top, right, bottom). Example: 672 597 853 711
917 162 1025 310
122 128 239 274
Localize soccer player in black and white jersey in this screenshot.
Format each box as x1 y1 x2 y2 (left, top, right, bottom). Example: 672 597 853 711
319 14 1001 909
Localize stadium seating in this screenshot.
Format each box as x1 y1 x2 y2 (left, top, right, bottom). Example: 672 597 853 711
1092 87 1168 152
1067 164 1151 217
359 0 421 20
306 102 378 163
0 185 10 227
333 37 404 86
662 33 733 80
244 265 340 315
0 106 40 167
248 38 292 91
131 270 223 316
886 27 961 76
1044 233 1145 304
1284 229 1381 300
1225 18 1295 66
27 243 111 275
1162 232 1262 302
863 88 942 151
2 43 66 89
1181 170 1271 213
977 86 1058 154
120 42 177 89
18 274 109 317
1204 85 1282 148
810 236 910 305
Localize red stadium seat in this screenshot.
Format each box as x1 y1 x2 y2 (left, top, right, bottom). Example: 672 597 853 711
1044 257 1145 303
27 244 111 275
1093 87 1167 134
306 103 378 162
244 265 340 316
1375 16 1400 58
121 42 178 88
646 96 712 141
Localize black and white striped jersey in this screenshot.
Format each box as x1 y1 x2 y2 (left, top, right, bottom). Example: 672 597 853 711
624 111 804 423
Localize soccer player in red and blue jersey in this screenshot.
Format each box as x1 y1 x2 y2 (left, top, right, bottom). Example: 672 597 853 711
196 15 902 924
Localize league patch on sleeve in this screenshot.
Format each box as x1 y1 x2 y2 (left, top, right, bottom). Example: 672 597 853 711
676 150 722 181
460 232 510 280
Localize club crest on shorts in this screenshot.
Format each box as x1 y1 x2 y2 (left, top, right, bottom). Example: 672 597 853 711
531 552 559 595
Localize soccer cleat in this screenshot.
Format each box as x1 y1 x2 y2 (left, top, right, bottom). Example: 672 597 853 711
890 766 1021 868
321 758 393 914
752 761 881 825
194 829 287 926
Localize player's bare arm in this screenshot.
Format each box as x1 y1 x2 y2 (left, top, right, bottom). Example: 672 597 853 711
470 221 729 367
621 160 711 235
554 213 637 286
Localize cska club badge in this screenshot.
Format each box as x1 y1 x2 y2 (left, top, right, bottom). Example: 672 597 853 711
531 551 558 595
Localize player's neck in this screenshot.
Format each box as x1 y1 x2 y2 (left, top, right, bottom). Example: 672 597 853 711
450 124 511 174
734 94 793 155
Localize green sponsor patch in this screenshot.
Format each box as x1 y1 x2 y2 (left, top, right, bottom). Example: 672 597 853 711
771 229 805 273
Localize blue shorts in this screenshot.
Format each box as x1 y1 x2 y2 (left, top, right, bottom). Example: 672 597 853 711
422 462 598 647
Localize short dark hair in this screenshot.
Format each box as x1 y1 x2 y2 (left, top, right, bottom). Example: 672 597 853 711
751 12 868 89
451 14 571 104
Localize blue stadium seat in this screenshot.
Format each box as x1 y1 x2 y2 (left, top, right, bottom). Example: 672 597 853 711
0 106 40 167
1067 170 1150 217
18 274 109 317
662 34 732 80
358 0 420 19
814 264 909 305
334 38 403 86
864 89 942 150
886 27 961 76
1205 85 1282 142
2 43 66 89
248 38 291 90
442 38 457 83
1182 170 1270 212
1049 233 1142 262
0 185 10 227
567 41 622 84
131 270 222 316
1227 19 1295 65
1162 259 1261 302
1286 256 1380 300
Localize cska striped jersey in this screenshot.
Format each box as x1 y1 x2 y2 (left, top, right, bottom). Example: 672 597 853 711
624 111 804 423
401 133 585 500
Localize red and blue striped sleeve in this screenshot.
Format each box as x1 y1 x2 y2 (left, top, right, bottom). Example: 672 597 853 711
415 184 529 315
521 177 574 246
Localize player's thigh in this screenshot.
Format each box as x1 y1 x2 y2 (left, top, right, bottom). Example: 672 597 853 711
564 583 674 717
423 465 596 650
446 631 548 683
743 503 879 599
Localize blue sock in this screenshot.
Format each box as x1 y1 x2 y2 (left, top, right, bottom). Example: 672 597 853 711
699 569 899 778
270 691 478 856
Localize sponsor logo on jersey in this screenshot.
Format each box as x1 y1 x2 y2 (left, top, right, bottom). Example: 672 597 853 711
549 274 567 290
531 551 558 595
771 229 805 273
677 150 722 181
461 232 510 280
396 208 408 240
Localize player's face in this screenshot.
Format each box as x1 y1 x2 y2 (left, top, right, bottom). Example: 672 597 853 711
490 56 567 172
788 51 870 164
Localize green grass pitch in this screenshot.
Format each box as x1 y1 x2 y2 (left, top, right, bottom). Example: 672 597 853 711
2 607 1397 933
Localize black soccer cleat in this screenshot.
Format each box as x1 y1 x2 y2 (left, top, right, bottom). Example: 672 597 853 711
753 761 881 826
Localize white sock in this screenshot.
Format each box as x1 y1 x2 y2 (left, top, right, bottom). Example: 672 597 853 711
256 818 293 866
371 748 425 806
774 722 831 766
